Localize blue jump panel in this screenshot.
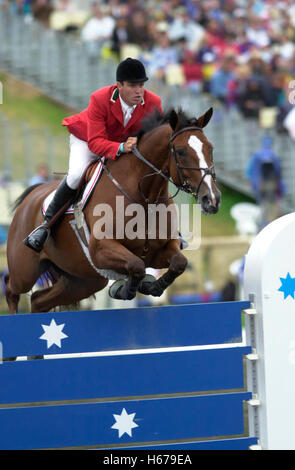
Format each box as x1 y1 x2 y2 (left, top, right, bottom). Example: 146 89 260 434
0 392 250 449
0 301 249 357
109 437 258 450
0 346 250 404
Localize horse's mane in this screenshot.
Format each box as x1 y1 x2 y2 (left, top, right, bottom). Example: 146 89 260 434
136 107 197 142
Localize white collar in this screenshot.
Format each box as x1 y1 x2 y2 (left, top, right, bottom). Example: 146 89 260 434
119 95 137 113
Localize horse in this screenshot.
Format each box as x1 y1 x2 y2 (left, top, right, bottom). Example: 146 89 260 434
4 107 221 314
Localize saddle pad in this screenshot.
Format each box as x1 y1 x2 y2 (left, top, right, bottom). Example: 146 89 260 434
42 159 104 216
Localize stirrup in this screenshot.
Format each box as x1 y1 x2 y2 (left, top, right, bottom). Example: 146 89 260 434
23 223 50 253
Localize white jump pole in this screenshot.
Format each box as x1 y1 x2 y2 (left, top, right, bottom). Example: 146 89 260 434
244 213 295 450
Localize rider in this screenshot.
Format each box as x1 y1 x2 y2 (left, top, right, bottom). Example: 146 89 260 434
24 57 163 252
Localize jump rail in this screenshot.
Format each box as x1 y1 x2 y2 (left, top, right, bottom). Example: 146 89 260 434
0 301 256 450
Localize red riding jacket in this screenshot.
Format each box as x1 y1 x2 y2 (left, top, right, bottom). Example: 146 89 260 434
62 85 163 160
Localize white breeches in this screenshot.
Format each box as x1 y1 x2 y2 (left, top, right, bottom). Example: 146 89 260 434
66 134 98 189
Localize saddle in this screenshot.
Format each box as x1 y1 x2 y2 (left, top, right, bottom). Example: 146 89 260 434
42 158 105 222
77 159 101 195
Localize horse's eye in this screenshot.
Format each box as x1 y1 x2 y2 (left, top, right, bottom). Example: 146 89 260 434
176 148 186 157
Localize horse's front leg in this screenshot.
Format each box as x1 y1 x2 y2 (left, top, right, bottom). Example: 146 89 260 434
89 239 146 300
139 240 188 297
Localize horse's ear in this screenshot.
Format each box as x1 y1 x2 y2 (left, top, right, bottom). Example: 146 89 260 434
195 107 213 128
168 109 179 131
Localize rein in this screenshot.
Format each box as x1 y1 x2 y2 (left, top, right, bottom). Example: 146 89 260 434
99 125 216 204
96 125 216 259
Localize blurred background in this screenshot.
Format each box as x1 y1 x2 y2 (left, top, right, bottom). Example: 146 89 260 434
0 0 294 312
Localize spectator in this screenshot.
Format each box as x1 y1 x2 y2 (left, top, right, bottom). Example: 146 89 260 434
80 2 115 60
10 0 32 19
246 17 271 49
246 136 286 203
227 63 251 108
277 34 295 61
246 136 286 225
110 16 128 59
148 31 178 81
168 6 205 51
196 36 217 64
247 51 265 78
126 9 152 51
210 55 236 103
262 71 285 107
201 52 217 93
237 77 267 119
29 164 51 186
31 0 54 28
181 50 203 94
205 18 227 58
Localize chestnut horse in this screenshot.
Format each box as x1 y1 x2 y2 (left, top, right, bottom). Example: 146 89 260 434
5 107 221 314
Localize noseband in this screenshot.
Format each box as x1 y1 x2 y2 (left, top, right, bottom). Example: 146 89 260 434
169 126 216 198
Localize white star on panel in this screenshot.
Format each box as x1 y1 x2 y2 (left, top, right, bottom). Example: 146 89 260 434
39 319 68 348
111 408 139 438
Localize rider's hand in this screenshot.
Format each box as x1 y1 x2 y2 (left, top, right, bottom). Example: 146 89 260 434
123 137 137 153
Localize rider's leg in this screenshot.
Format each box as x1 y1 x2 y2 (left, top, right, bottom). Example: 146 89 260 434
23 135 97 253
66 134 98 190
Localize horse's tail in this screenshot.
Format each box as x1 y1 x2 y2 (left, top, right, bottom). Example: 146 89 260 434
11 183 42 212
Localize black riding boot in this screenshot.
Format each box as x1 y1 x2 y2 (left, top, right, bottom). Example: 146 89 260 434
23 177 76 253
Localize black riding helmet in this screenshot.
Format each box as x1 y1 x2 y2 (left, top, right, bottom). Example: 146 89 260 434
116 57 149 83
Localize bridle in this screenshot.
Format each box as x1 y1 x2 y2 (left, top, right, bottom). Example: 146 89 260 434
133 125 216 203
98 125 216 205
168 126 216 199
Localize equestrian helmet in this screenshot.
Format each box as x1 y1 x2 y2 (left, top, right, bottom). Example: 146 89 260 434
116 57 148 83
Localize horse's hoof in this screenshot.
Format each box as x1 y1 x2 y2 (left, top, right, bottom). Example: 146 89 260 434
109 279 138 300
138 274 157 295
149 285 165 297
109 279 127 299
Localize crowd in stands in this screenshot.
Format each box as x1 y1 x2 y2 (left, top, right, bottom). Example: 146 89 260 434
2 0 295 134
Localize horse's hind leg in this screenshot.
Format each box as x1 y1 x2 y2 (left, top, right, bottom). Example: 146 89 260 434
31 273 108 313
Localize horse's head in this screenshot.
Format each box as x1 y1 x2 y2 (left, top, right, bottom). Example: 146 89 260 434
168 108 221 215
